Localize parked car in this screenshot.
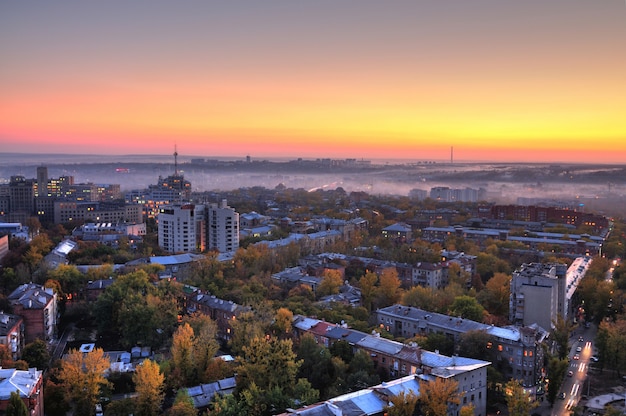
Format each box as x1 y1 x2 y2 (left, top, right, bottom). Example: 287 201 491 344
558 392 566 400
567 370 574 377
591 355 599 362
576 346 582 352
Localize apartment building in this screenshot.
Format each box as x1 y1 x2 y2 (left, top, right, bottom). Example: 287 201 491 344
207 200 239 253
293 314 491 416
376 305 548 397
510 257 591 330
8 284 58 343
158 204 206 253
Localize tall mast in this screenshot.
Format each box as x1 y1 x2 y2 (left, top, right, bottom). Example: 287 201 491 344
174 145 179 176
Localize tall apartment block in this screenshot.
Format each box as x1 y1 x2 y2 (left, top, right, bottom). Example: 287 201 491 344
157 204 206 254
207 200 239 253
509 257 591 330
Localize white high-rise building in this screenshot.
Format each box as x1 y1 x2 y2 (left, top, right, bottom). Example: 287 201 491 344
158 204 205 254
207 199 239 253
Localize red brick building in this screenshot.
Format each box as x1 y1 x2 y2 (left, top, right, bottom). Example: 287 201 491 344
8 284 58 343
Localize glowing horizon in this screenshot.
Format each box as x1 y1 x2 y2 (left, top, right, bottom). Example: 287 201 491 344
1 2 625 164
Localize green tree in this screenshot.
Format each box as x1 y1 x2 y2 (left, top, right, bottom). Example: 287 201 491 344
6 391 28 416
546 357 568 405
21 339 51 370
552 314 575 360
449 295 486 322
237 337 302 394
133 359 165 416
505 379 538 416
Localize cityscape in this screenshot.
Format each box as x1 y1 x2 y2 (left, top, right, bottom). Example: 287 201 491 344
2 2 626 416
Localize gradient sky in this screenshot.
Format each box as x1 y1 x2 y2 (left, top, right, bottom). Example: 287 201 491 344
1 1 625 163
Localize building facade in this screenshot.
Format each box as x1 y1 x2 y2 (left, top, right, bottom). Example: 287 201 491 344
8 284 58 343
207 200 239 253
376 305 548 397
158 204 206 253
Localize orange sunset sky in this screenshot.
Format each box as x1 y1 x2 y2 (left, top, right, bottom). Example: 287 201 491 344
1 1 625 163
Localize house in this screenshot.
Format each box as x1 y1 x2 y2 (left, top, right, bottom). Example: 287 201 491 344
0 368 44 416
85 278 115 302
8 284 57 343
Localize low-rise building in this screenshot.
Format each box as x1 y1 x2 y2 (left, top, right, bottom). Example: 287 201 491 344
292 315 490 416
0 368 44 416
0 312 24 360
8 283 58 343
376 305 548 396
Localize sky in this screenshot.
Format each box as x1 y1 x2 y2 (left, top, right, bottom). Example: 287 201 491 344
1 1 625 163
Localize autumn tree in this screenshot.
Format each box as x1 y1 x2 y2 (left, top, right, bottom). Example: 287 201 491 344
418 377 460 416
167 389 197 416
359 271 378 312
58 347 110 415
133 359 165 416
170 323 195 388
317 270 343 297
183 312 220 383
384 390 419 416
271 307 293 338
505 379 538 416
376 268 402 308
476 272 510 318
460 403 476 416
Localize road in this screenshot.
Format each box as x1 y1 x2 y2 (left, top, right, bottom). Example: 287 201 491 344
550 324 596 415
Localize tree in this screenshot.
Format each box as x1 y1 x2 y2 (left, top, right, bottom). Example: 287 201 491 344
552 314 575 360
6 391 28 416
133 359 165 416
167 389 197 416
460 403 476 416
183 312 220 384
505 379 538 416
418 377 460 416
359 271 378 312
170 323 195 388
58 347 110 415
272 307 293 338
458 330 494 360
384 390 419 416
476 272 510 318
377 268 402 308
449 295 486 322
21 339 51 370
546 357 568 405
317 270 343 297
237 337 302 394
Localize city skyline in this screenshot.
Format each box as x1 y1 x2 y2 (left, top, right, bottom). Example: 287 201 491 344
2 1 626 164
